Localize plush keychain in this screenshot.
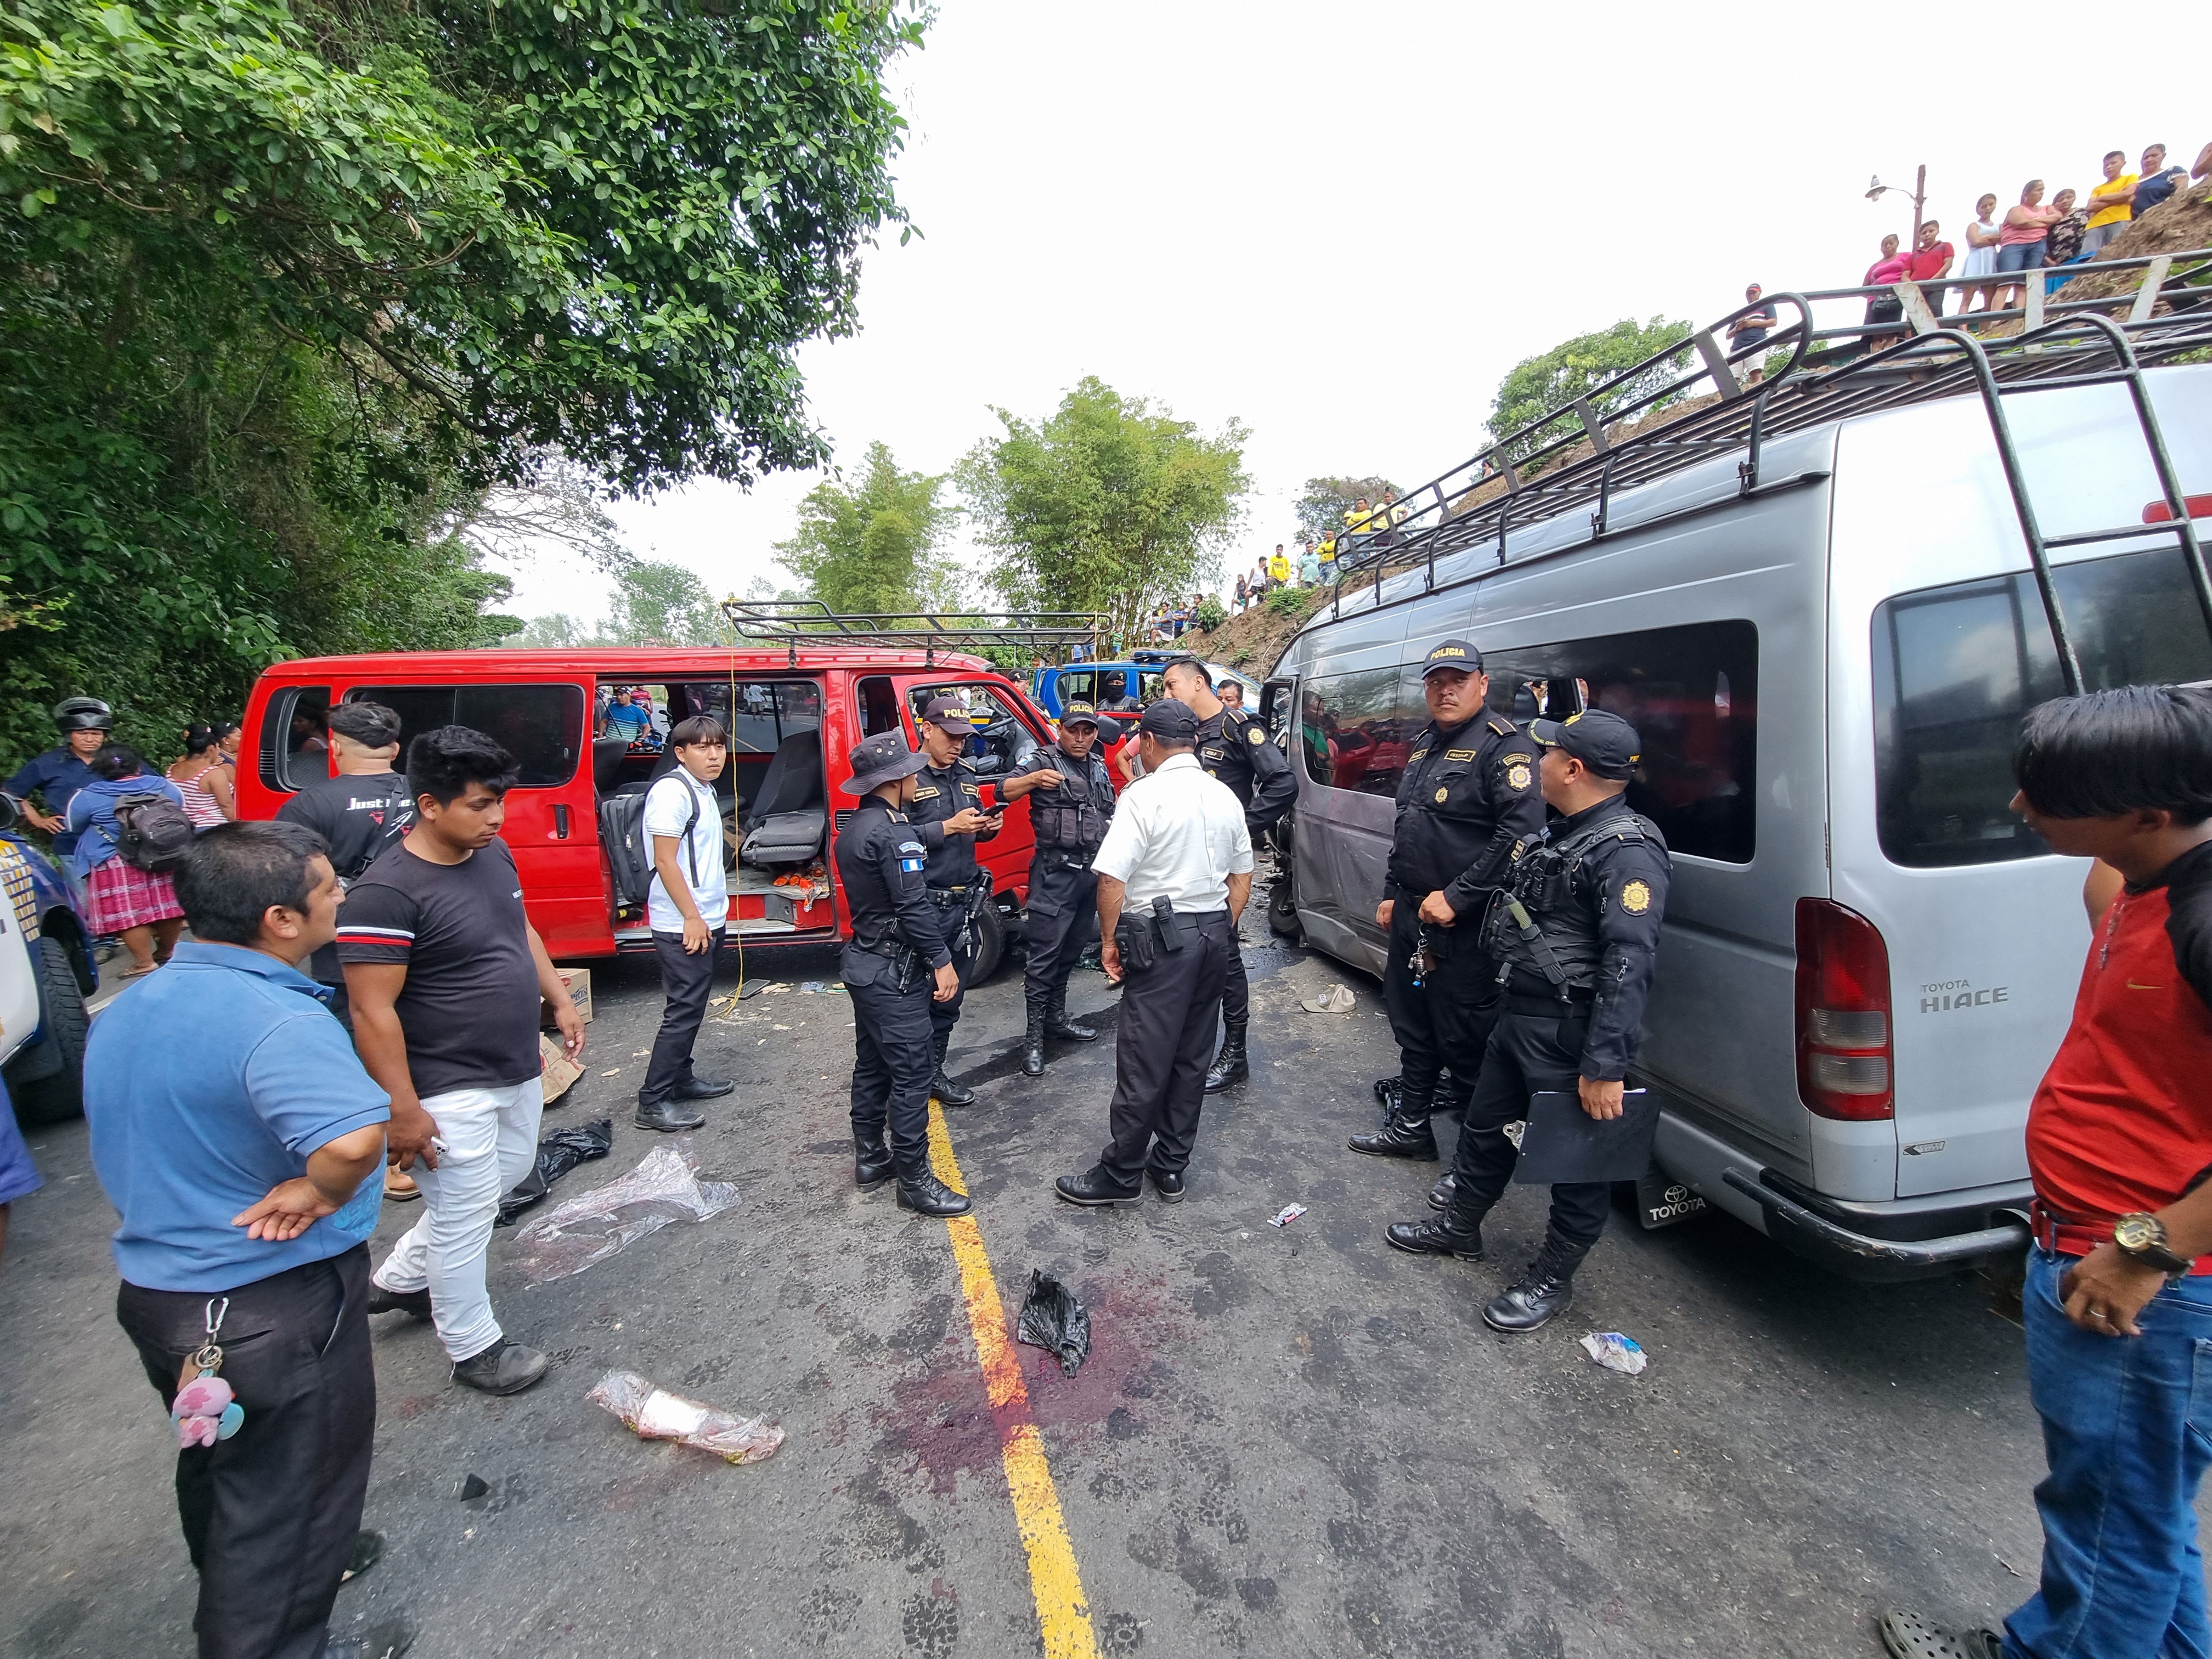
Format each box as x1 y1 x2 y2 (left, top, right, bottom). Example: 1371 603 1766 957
170 1296 245 1448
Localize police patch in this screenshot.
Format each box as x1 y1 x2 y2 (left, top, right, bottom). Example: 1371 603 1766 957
911 786 939 799
1506 762 1532 790
960 783 980 797
1621 879 1652 915
1444 748 1476 760
1248 727 1265 744
1434 787 1449 803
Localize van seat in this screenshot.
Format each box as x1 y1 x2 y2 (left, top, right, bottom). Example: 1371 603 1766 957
591 736 631 793
738 728 825 868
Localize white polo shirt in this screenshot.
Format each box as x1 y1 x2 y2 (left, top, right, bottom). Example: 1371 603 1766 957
643 769 729 934
1090 752 1252 913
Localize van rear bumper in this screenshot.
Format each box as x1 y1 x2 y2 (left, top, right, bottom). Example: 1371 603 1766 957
1720 1166 2032 1284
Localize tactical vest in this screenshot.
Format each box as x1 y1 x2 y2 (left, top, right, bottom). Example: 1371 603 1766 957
1031 744 1115 851
1479 809 1660 992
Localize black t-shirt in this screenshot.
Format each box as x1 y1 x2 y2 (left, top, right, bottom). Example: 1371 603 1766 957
276 771 416 882
335 838 543 1097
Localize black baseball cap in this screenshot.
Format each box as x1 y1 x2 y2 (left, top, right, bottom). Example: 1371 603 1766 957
1419 639 1485 678
1136 701 1199 742
921 695 975 735
1058 699 1102 729
1530 709 1642 780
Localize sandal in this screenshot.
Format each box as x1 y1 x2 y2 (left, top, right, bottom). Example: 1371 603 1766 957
117 962 159 981
1878 1610 2005 1659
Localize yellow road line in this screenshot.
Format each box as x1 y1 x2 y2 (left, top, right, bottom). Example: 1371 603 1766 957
927 1099 1098 1659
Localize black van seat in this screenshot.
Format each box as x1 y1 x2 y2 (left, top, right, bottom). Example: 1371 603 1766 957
738 728 825 867
591 736 631 793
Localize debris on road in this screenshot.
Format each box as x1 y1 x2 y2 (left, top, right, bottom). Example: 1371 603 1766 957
1015 1270 1092 1376
495 1119 614 1226
588 1370 784 1464
797 981 845 994
1580 1332 1649 1375
455 1474 490 1502
510 1144 738 1283
1268 1203 1309 1228
1299 984 1357 1014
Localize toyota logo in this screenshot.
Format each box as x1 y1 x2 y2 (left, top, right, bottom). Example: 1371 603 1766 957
1663 1184 1690 1205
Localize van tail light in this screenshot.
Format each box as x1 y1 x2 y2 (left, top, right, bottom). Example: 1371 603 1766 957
1795 899 1894 1121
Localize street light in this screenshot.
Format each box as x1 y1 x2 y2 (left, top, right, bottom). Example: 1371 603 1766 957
1867 165 1928 249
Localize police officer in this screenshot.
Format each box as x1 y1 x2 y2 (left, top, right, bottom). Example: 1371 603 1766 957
1160 656 1297 1091
834 732 970 1218
908 695 1001 1107
5 697 114 878
1385 709 1671 1334
1352 639 1545 1163
998 700 1120 1076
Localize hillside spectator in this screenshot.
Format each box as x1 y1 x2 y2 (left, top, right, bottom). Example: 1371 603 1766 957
1728 282 1774 383
1343 497 1376 558
1903 223 1955 319
1299 544 1322 586
1961 193 2002 314
1316 533 1338 580
1251 560 1268 599
1381 488 1409 548
1267 546 1291 589
1862 233 1910 348
1233 572 1249 613
2046 188 2089 273
86 821 402 1659
166 724 236 830
2084 149 2137 255
1997 180 2064 312
2130 144 2188 218
66 744 187 979
343 725 586 1397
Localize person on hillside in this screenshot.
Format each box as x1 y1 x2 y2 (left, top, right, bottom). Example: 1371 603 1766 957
1728 283 1775 383
2045 189 2089 281
1343 499 1378 560
167 724 238 830
1234 572 1250 613
1299 545 1322 586
1961 194 2002 315
2084 149 2138 255
1316 533 1338 580
1904 223 1956 320
1862 233 1911 347
2129 143 2188 218
1267 546 1291 589
66 744 187 979
1996 181 2064 313
1380 488 1409 550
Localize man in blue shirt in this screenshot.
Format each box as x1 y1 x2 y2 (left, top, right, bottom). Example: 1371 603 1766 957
599 685 653 742
86 821 407 1659
3 695 112 865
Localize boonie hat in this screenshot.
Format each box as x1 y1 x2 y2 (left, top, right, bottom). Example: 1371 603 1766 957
1058 699 1102 729
922 695 975 735
1419 639 1485 677
1136 701 1199 742
844 732 931 796
1530 709 1643 780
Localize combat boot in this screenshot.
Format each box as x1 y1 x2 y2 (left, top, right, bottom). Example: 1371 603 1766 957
854 1131 894 1190
1348 1082 1439 1159
1201 1017 1249 1092
1043 990 1096 1042
896 1166 972 1217
1481 1271 1573 1333
929 1030 976 1107
1021 1011 1047 1077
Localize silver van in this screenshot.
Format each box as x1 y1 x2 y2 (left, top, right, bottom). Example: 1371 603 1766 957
1261 279 2212 1279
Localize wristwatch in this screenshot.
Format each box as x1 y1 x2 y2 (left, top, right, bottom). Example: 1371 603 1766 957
2113 1211 2193 1276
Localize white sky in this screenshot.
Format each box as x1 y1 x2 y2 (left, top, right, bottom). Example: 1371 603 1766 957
501 0 2209 623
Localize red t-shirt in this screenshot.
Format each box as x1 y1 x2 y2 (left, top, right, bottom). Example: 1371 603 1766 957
1904 244 1954 280
2027 843 2212 1229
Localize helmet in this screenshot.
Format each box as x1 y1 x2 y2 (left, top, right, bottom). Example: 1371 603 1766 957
52 696 113 733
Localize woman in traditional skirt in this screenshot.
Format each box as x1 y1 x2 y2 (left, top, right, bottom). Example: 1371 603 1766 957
64 744 187 978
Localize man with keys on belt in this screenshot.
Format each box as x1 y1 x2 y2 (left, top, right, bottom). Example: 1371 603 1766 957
907 695 1001 1108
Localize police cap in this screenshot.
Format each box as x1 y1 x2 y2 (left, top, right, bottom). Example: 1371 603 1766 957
921 695 975 735
1058 699 1102 729
1136 701 1199 743
1530 709 1642 780
1419 639 1485 678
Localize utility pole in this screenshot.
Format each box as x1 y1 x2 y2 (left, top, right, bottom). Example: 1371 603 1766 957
1866 163 1928 245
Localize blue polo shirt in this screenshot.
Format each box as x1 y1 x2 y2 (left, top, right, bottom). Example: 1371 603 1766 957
85 942 390 1291
3 748 97 856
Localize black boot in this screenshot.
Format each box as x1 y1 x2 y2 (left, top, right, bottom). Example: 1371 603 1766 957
1201 1017 1249 1093
1482 1270 1573 1333
1021 1011 1047 1077
854 1131 894 1190
1384 1217 1485 1259
896 1166 972 1217
1043 991 1096 1042
1348 1082 1438 1159
929 1031 976 1108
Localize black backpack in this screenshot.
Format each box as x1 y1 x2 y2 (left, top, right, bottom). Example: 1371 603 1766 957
112 791 196 874
597 779 703 909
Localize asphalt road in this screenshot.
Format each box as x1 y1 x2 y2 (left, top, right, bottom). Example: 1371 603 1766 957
0 902 2111 1659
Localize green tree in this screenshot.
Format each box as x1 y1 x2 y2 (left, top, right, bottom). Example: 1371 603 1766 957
958 377 1250 644
775 442 957 614
1487 317 1694 466
1295 475 1400 546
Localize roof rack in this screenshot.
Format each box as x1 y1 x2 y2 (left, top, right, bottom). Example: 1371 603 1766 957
1319 247 2212 696
719 600 1104 668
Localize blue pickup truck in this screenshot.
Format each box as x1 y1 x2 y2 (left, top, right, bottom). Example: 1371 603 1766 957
1031 651 1246 720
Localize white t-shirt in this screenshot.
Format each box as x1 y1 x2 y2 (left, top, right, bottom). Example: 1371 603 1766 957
1091 752 1252 912
643 771 728 934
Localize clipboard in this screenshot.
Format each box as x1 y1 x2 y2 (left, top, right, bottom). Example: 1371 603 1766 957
1511 1088 1658 1185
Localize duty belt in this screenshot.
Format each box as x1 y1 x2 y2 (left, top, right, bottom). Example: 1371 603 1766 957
926 885 969 903
1156 909 1227 929
1505 992 1593 1019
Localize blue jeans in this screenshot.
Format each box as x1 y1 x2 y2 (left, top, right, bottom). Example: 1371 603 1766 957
1996 240 2047 275
2005 1246 2212 1659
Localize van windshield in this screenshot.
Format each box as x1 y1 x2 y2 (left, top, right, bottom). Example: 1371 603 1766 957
1871 545 2212 868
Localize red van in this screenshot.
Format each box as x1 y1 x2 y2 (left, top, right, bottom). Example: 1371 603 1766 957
235 646 1070 976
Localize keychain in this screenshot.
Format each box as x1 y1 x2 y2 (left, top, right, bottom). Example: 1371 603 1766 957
170 1296 244 1448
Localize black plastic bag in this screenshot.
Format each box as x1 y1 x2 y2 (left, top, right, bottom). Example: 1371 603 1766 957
495 1119 614 1226
1015 1269 1091 1376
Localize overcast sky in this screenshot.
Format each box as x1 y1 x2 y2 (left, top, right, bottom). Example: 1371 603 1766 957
501 0 2208 624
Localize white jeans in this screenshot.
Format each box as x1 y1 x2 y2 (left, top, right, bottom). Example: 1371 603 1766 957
373 1080 541 1363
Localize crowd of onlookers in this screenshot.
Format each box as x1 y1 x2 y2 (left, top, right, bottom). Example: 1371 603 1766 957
1224 491 1415 617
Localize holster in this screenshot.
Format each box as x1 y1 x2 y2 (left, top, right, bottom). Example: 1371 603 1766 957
1114 912 1159 974
1152 895 1183 952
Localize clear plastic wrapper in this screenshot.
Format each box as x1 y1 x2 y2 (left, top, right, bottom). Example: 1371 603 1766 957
509 1143 737 1282
1579 1331 1649 1375
587 1370 784 1464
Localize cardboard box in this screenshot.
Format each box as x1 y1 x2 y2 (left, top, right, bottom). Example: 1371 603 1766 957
540 1033 584 1104
549 967 594 1025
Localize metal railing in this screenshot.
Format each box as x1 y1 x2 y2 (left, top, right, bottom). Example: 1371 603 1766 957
719 600 1104 668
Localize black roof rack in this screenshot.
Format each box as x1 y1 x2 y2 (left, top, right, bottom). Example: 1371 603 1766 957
1318 247 2212 697
719 600 1104 668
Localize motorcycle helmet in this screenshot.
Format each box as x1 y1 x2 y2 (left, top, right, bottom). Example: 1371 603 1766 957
52 696 114 733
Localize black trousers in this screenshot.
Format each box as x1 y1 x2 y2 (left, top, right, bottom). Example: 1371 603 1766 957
1220 943 1249 1025
923 892 977 1041
640 926 725 1105
1099 911 1234 1182
1382 899 1504 1105
847 957 935 1175
1444 1008 1612 1277
116 1245 375 1659
1023 857 1098 1016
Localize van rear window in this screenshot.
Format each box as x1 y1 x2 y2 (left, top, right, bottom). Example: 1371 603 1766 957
1872 546 2212 867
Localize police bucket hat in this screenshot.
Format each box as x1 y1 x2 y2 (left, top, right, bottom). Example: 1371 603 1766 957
843 732 931 795
1530 709 1643 780
921 695 975 735
1419 639 1484 677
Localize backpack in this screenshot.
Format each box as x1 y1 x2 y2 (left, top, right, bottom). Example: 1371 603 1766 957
112 791 196 874
598 778 703 909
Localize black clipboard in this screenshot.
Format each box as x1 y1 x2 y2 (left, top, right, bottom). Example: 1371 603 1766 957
1512 1088 1658 1185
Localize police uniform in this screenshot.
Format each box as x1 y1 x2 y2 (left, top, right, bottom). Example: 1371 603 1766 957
1354 639 1545 1161
835 733 970 1217
906 697 1002 1107
1389 710 1671 1334
1019 701 1121 1076
1190 687 1296 1092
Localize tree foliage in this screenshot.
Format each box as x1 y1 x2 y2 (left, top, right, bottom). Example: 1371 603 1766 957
1295 475 1400 546
958 377 1250 646
775 441 959 614
510 558 723 648
1487 317 1693 465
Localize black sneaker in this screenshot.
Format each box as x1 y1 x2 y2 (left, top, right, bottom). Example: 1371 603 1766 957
451 1338 549 1396
365 1284 432 1320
